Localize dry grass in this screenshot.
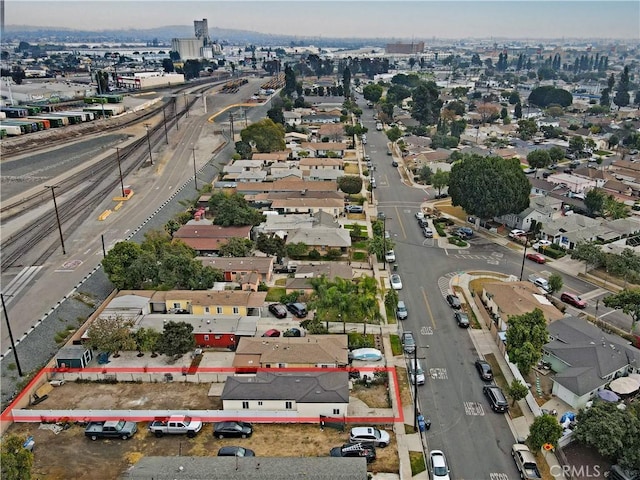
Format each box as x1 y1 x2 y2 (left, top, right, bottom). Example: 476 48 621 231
351 383 391 408
346 212 366 220
434 203 467 221
395 367 413 408
468 277 504 295
344 163 360 175
535 451 554 480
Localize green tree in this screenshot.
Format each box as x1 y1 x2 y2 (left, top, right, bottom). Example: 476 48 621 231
337 175 363 195
506 379 529 406
604 195 630 219
613 66 630 109
547 273 563 295
386 126 402 143
505 309 548 375
102 241 144 290
411 80 443 125
133 327 162 356
342 66 351 98
256 233 285 260
235 140 253 159
384 288 399 315
526 149 551 169
87 315 136 357
569 135 585 154
162 58 175 73
95 70 109 94
449 155 530 219
514 102 523 119
209 192 264 226
240 118 285 153
418 165 433 184
368 235 394 262
571 241 605 274
528 414 563 451
603 289 640 334
1 434 34 480
218 237 254 257
528 86 573 108
285 242 308 259
155 321 196 357
431 169 450 195
517 119 538 140
266 105 284 125
362 83 383 103
584 188 605 216
548 146 566 163
386 84 411 106
282 64 296 97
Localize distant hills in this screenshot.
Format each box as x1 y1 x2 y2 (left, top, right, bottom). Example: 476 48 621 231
3 25 388 48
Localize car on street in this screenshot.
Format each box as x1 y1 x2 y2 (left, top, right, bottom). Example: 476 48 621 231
213 421 253 439
284 327 304 337
434 193 449 199
396 300 408 320
560 292 587 309
483 385 509 413
445 294 461 309
533 239 552 251
407 358 425 386
453 227 473 239
530 276 551 293
511 444 542 480
349 426 390 447
364 155 371 161
390 274 403 290
509 229 526 239
454 311 470 328
402 331 416 354
262 328 281 337
415 211 425 220
217 446 255 457
330 443 376 463
286 302 308 318
391 160 398 167
475 360 493 381
350 348 383 362
345 204 364 214
418 218 429 228
423 227 434 238
384 230 391 239
429 450 451 480
385 250 396 263
268 303 287 319
526 253 546 264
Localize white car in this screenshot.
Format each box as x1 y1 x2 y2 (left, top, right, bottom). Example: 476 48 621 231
349 426 390 447
509 229 526 238
390 274 403 290
429 450 451 480
415 211 425 220
533 239 552 251
385 250 396 263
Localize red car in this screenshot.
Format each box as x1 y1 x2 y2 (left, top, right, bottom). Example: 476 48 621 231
262 329 281 337
560 292 587 309
526 253 546 264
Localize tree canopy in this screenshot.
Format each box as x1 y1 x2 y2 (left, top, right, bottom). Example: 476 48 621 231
448 154 530 219
528 414 563 451
362 83 383 103
603 289 640 335
240 118 285 153
1 434 34 480
505 308 548 375
411 81 442 126
87 315 136 356
155 321 196 357
337 175 363 195
526 149 551 169
218 237 254 257
209 192 265 226
528 86 573 108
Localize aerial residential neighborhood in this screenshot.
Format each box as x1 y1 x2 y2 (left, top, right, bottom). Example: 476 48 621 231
1 3 640 480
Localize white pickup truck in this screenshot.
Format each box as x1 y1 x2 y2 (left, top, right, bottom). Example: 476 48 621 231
148 415 203 438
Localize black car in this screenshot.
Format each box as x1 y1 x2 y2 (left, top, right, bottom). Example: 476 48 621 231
446 294 462 309
213 421 253 439
268 303 287 319
217 446 255 457
454 311 470 328
475 360 493 381
418 218 429 228
330 443 376 463
483 385 509 413
391 160 398 167
286 302 307 318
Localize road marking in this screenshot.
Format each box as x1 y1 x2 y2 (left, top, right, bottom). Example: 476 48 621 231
420 326 433 335
421 287 437 329
2 266 43 301
429 368 448 380
489 473 509 480
394 206 407 239
579 288 607 301
463 402 485 416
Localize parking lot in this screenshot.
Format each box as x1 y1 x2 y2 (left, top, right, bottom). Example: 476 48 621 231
9 382 399 478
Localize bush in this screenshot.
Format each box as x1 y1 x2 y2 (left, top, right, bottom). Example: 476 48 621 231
542 244 566 259
434 223 447 237
448 236 467 247
308 249 321 260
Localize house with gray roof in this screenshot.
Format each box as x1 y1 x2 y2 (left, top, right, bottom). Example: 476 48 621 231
542 316 640 409
221 371 349 418
496 195 563 230
121 456 367 480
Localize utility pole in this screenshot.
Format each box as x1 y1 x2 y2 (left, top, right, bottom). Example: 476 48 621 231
191 147 198 191
1 293 23 377
162 106 169 145
183 92 189 118
174 96 179 131
143 123 153 165
115 147 125 197
229 113 235 141
45 185 66 255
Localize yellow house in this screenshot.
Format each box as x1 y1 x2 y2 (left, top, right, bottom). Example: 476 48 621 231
148 290 267 316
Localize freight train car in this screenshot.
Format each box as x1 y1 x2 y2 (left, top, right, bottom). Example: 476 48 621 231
0 123 25 135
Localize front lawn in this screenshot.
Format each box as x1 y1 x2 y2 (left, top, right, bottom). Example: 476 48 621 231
265 287 286 302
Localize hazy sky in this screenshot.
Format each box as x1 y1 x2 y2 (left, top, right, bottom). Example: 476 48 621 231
6 1 640 39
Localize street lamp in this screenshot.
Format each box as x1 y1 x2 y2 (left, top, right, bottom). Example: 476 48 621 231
519 232 534 281
115 147 125 197
191 147 198 191
45 185 66 255
143 123 153 165
1 293 23 377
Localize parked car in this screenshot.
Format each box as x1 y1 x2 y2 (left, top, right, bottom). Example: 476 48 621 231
483 385 509 413
423 227 434 238
364 155 371 161
509 229 526 239
418 218 429 228
350 348 383 362
330 443 376 463
529 276 551 293
284 327 304 337
385 250 396 263
533 240 552 251
453 227 473 239
390 274 403 290
213 421 253 439
349 426 390 447
435 193 449 199
217 446 255 457
415 211 425 220
429 450 451 480
446 294 461 309
286 302 308 318
396 300 408 320
402 331 416 354
268 303 287 319
511 444 541 480
262 328 281 337
391 160 398 167
560 292 587 309
526 253 546 264
345 205 364 214
85 420 137 441
407 358 425 386
475 360 493 381
148 416 202 438
454 311 470 328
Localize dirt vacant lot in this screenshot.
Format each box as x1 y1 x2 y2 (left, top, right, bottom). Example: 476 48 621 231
11 381 399 478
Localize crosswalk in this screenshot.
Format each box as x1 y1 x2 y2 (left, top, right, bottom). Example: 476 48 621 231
2 266 43 304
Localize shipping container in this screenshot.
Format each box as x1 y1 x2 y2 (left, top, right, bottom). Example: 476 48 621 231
29 115 66 127
97 94 124 104
0 123 25 135
84 97 108 104
27 117 50 129
49 112 82 125
62 110 94 122
1 107 29 118
2 120 36 133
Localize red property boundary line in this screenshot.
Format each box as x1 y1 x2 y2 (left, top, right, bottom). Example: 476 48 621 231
1 366 404 425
